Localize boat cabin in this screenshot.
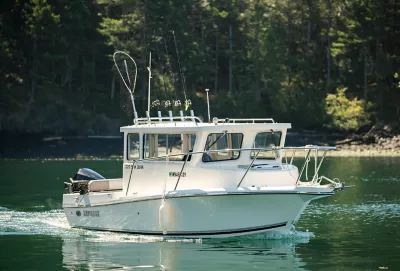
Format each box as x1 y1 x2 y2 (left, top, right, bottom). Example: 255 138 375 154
119 116 297 196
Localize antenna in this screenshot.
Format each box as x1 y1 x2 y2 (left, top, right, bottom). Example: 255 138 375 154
113 51 138 122
205 88 210 122
147 52 152 116
172 31 188 103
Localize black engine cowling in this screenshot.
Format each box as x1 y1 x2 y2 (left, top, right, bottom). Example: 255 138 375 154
65 168 105 194
73 168 105 181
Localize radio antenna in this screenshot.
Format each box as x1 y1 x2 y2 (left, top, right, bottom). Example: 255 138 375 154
113 51 138 122
172 30 188 103
147 51 152 116
205 88 210 122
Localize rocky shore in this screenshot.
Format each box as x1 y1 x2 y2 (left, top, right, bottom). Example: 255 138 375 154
332 124 400 156
332 135 400 156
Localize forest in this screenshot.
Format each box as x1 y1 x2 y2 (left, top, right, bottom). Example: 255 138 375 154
1 0 399 136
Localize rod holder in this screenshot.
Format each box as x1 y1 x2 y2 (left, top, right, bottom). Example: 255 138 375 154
205 88 210 122
168 110 173 121
179 110 184 121
157 111 162 122
190 110 195 122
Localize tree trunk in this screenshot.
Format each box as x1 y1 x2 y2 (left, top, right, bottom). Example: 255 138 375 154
229 23 233 93
111 74 116 100
30 38 37 104
253 1 261 101
142 0 147 108
82 55 86 95
214 24 218 93
69 71 72 94
307 0 312 49
287 8 292 85
364 48 368 100
92 48 96 90
327 0 332 86
201 14 204 44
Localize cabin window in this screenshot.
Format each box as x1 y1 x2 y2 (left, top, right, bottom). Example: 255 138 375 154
202 133 243 162
127 133 140 160
251 131 282 159
143 134 196 161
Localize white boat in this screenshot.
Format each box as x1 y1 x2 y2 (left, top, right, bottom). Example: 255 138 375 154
62 51 344 238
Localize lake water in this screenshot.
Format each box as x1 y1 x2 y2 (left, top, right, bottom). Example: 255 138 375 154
0 157 399 270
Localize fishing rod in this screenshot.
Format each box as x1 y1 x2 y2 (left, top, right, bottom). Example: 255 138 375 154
154 31 168 98
172 30 188 104
163 34 178 101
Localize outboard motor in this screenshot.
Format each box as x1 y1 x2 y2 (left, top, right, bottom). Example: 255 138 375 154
64 168 105 194
73 168 105 181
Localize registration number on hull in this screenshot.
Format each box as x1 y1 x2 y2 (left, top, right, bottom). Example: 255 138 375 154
84 210 100 217
76 210 100 217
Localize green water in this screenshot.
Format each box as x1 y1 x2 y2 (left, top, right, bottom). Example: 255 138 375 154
0 157 399 270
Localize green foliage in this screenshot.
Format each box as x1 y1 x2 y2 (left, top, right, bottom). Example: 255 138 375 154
1 0 400 134
325 88 371 131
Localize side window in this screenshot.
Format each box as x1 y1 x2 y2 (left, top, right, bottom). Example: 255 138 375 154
143 134 196 161
127 133 140 160
251 131 282 159
203 133 243 162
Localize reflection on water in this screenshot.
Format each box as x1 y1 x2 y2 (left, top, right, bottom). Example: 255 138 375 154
1 157 400 270
62 236 310 271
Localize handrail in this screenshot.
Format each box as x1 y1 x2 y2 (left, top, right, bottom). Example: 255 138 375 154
124 146 336 192
216 118 275 123
237 149 261 187
134 116 202 125
296 149 311 185
174 151 191 191
311 150 328 183
129 145 336 162
125 160 137 196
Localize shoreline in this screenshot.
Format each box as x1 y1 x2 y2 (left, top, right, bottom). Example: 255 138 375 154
1 133 399 160
327 149 400 157
1 149 399 161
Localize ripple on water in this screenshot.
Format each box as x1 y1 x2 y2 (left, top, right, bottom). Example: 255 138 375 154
305 202 400 223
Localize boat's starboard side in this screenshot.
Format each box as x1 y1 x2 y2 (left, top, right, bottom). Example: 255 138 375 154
63 186 335 238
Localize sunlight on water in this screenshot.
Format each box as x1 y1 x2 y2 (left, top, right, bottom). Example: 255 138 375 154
307 202 400 217
0 207 76 237
304 202 400 227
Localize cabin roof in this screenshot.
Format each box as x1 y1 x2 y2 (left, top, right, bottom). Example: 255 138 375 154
120 121 291 133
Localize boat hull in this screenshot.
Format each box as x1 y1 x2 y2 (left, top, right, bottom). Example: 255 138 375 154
63 192 329 238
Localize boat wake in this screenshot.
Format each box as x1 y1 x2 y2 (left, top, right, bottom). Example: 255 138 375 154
0 207 76 237
238 230 314 241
